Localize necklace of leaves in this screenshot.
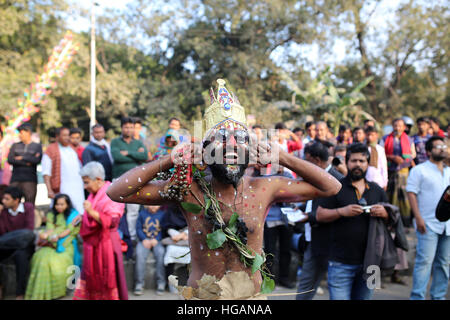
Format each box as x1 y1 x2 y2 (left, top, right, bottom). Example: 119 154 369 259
181 167 275 294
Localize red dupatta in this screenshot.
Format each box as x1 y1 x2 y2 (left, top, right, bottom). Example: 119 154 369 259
384 132 412 158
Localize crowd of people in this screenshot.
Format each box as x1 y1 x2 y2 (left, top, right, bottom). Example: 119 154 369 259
0 113 448 300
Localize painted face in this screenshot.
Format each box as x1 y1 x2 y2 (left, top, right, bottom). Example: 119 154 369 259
204 127 250 187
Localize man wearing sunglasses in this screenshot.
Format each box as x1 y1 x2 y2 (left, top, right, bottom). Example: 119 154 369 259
107 79 341 298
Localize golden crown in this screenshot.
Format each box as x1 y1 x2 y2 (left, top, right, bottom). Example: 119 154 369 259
204 79 247 137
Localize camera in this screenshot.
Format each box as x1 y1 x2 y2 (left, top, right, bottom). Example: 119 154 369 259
332 155 345 167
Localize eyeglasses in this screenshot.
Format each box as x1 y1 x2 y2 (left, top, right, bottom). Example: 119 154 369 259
215 129 249 144
433 145 448 150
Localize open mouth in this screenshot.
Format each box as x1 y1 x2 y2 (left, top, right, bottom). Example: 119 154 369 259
224 152 239 164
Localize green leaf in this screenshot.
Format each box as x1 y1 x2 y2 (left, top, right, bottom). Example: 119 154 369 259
206 229 227 249
228 212 239 228
181 202 202 214
204 195 211 212
251 253 264 274
261 274 275 294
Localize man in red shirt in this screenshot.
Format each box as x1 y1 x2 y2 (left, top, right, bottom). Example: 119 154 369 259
0 186 35 300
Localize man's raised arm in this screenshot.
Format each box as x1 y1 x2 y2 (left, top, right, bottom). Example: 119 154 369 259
261 145 341 204
106 154 173 205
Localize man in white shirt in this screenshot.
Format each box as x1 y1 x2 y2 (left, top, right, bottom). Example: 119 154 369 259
365 126 388 189
406 136 450 300
42 127 85 215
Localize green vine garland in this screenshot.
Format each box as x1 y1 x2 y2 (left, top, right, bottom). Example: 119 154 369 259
181 167 275 294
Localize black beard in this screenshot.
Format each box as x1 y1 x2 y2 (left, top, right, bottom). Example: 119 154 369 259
209 163 248 188
349 167 367 181
432 154 446 162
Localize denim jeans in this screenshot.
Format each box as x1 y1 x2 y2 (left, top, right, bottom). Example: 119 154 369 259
296 243 328 300
134 241 166 289
410 228 450 300
327 260 374 300
126 203 140 241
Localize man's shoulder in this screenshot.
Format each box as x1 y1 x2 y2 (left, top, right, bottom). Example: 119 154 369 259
23 202 35 211
329 167 344 180
367 180 384 193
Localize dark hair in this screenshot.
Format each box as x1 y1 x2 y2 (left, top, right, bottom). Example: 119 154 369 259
18 122 33 132
52 194 73 224
69 127 82 136
334 144 347 154
425 136 444 153
252 125 262 130
416 116 430 125
363 119 375 125
293 127 304 134
345 143 370 164
56 127 69 136
121 117 135 127
4 186 24 201
392 118 405 126
339 124 350 132
133 117 142 125
352 126 364 134
275 122 286 130
47 127 56 138
91 123 104 130
168 117 180 124
305 121 315 130
429 116 439 125
304 141 329 162
364 126 378 135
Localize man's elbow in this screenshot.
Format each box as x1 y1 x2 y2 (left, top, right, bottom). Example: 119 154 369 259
324 180 342 197
106 187 122 202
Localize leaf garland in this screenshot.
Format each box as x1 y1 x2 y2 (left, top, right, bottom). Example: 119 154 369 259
184 170 274 293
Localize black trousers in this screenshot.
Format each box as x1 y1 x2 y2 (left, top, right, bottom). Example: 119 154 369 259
9 181 37 204
0 229 35 296
263 224 293 283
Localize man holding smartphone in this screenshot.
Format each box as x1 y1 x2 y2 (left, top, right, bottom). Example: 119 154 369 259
316 143 389 300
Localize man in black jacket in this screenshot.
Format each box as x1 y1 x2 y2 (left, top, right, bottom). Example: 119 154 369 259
296 140 344 300
7 123 42 204
316 143 389 300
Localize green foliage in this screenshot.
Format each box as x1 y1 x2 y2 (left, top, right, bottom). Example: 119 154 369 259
180 201 203 214
1 0 448 142
206 229 227 250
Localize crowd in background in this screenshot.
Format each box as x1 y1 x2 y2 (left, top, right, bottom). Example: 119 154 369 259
0 114 448 300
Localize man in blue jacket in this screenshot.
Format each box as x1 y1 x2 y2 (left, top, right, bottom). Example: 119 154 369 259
82 124 113 181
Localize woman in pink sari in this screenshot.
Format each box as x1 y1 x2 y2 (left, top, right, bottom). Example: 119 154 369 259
73 162 128 300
